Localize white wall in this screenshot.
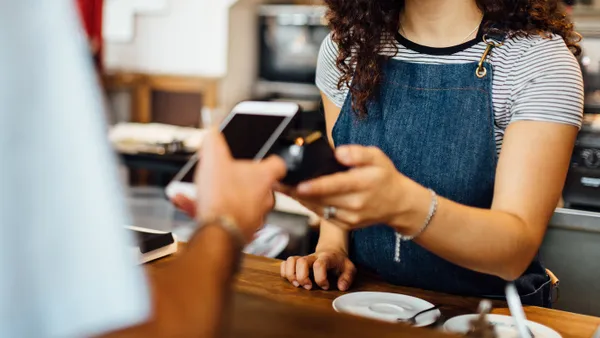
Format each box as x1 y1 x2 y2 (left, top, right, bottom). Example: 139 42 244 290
104 0 234 77
582 38 600 73
104 0 263 117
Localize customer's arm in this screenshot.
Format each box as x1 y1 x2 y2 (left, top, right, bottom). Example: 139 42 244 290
101 130 287 338
100 224 239 338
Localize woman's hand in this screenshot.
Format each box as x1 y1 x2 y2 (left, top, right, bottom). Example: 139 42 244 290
194 129 286 242
290 145 418 232
280 250 356 291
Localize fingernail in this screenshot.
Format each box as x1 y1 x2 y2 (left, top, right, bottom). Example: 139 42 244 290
297 183 310 194
303 284 312 290
336 147 350 162
338 281 348 291
292 281 300 287
322 284 329 291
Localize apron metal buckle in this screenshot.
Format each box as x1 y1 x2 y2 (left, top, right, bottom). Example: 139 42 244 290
475 35 504 79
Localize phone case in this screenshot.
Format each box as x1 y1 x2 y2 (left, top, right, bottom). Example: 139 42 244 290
274 131 349 186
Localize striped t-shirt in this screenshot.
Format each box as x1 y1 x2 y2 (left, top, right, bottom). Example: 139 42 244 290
316 31 585 152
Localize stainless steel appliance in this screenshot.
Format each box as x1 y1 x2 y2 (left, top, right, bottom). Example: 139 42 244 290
542 208 600 316
255 5 330 133
564 122 600 209
258 5 329 85
563 32 600 209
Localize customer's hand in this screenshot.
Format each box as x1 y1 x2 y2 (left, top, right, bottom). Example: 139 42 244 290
172 186 278 221
195 129 287 242
172 192 278 221
172 194 197 218
281 250 356 291
286 145 413 231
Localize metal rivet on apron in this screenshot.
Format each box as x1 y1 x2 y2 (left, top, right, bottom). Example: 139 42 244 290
476 66 488 79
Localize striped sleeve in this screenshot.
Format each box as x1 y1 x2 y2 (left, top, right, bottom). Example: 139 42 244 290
509 35 584 128
316 33 349 107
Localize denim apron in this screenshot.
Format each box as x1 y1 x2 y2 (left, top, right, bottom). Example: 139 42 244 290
332 38 552 307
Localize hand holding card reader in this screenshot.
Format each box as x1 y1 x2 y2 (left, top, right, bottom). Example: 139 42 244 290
275 130 348 186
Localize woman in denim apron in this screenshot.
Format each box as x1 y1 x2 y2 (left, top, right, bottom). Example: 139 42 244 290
280 0 583 307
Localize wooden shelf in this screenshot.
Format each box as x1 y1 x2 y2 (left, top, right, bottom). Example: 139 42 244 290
102 72 220 124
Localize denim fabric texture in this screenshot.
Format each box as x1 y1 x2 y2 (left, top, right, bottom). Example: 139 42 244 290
332 59 551 307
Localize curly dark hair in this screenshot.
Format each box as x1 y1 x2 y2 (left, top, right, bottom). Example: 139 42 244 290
323 0 582 116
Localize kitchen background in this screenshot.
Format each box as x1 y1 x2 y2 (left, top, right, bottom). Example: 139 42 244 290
100 0 600 206
81 0 600 317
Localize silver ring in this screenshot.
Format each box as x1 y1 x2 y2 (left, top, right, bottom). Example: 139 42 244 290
323 206 337 220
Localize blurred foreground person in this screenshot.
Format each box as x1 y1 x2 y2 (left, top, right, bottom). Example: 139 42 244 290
0 1 285 337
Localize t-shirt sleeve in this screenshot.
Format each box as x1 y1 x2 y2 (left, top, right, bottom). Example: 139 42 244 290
509 35 584 128
0 2 150 337
316 33 349 107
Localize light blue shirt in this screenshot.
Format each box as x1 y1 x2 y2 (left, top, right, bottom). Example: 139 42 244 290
0 1 150 337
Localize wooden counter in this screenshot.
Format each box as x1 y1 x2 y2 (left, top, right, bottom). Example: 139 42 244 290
151 253 600 338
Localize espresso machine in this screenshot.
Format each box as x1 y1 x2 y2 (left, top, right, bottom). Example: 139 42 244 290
563 32 600 210
253 5 330 134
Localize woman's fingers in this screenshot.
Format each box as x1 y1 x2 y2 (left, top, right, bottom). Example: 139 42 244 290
281 253 355 291
292 197 353 230
309 196 365 227
295 256 317 290
312 256 331 290
295 168 374 197
336 145 386 167
337 260 357 291
280 260 286 278
316 193 365 211
285 256 300 287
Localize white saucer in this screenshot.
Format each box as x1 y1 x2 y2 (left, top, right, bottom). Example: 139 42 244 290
332 292 441 327
444 314 562 338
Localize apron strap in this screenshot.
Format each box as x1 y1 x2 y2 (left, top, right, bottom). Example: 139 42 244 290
475 33 505 78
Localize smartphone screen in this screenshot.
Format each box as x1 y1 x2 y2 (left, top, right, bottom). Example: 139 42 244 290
222 114 287 160
175 105 297 183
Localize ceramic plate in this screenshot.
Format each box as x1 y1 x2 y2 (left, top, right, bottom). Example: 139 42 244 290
332 291 441 327
444 314 562 338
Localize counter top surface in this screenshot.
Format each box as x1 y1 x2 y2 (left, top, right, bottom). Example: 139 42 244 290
150 252 600 338
551 208 600 233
